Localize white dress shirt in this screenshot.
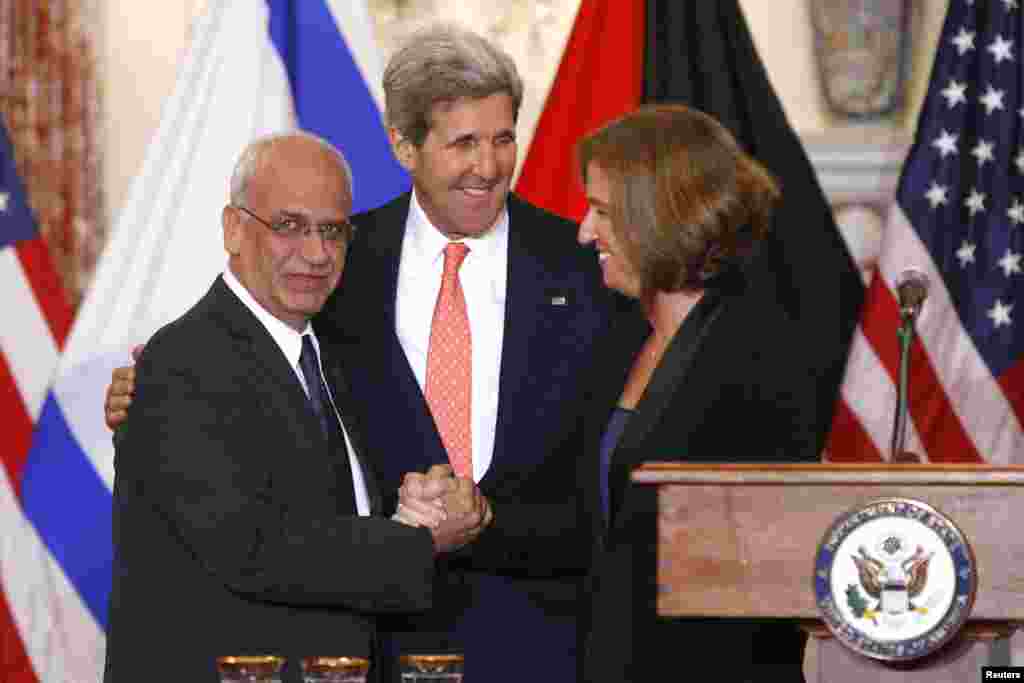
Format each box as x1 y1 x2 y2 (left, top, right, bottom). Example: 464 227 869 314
223 268 371 515
394 190 508 482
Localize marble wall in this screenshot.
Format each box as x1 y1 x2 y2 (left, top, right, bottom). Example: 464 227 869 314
100 1 947 221
366 0 579 182
94 0 950 290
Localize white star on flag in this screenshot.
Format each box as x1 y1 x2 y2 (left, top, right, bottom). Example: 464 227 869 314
830 0 1024 471
972 139 996 166
1009 199 1024 225
932 129 959 157
941 79 968 107
999 249 1023 276
965 188 987 215
957 240 977 267
988 34 1015 64
988 299 1014 327
925 182 949 208
980 85 1007 114
952 27 976 55
0 191 8 212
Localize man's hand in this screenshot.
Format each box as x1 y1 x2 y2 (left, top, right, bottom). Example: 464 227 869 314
104 345 143 431
427 464 492 528
392 470 453 530
395 464 492 554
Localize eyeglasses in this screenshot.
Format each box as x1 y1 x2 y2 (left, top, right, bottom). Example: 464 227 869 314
234 205 354 243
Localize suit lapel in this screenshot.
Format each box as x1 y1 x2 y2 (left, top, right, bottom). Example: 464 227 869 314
210 277 325 452
343 195 449 481
484 197 568 485
355 198 431 434
487 200 538 484
353 197 406 336
607 290 729 528
212 277 366 517
323 351 382 514
587 295 649 548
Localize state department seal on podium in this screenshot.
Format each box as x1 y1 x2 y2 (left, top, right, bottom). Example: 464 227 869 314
813 498 977 661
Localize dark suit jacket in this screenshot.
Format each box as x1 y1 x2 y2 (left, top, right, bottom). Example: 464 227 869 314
315 193 617 682
582 271 819 683
104 277 436 683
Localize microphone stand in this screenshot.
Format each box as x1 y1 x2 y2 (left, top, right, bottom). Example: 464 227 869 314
890 308 916 461
889 270 928 463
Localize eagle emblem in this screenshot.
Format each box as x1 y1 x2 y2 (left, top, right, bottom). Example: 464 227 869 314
814 498 977 662
847 534 934 621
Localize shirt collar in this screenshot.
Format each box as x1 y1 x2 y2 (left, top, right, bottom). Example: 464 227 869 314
405 189 509 269
222 267 316 371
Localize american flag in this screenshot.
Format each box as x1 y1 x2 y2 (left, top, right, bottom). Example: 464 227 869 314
0 118 78 679
828 0 1024 463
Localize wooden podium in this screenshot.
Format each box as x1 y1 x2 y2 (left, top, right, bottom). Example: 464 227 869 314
631 463 1024 681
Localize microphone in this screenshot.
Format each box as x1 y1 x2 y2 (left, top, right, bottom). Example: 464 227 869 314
896 269 929 322
890 269 929 462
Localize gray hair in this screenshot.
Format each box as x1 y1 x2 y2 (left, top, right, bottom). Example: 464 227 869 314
383 23 524 146
229 130 353 208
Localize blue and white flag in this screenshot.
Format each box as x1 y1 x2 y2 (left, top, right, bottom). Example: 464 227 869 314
19 1 407 677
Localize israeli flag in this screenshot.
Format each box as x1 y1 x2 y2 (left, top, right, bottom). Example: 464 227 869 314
19 1 407 678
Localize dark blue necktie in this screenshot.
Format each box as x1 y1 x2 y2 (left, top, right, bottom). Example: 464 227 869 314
299 335 332 439
299 334 355 514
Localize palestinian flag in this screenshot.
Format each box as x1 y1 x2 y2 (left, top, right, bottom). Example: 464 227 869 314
516 0 864 455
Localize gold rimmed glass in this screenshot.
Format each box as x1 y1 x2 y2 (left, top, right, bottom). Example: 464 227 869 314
300 656 370 683
215 655 285 683
399 654 464 682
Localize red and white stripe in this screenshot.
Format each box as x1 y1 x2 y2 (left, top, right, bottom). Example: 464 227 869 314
828 204 1024 464
0 237 77 680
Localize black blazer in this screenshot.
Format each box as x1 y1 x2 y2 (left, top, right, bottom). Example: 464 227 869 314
583 273 819 683
104 277 436 683
316 193 619 683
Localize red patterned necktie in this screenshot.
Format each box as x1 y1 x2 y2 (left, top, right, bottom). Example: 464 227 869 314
425 242 473 477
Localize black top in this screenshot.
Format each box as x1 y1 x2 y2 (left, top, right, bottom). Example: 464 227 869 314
598 407 633 526
582 267 818 683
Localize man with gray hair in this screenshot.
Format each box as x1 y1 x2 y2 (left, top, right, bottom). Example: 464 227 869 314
319 23 616 683
104 25 617 682
103 132 484 683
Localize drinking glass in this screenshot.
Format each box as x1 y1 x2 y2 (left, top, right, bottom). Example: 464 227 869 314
300 656 370 683
216 655 285 683
399 654 464 682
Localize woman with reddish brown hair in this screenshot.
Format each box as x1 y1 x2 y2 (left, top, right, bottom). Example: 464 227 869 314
578 104 817 682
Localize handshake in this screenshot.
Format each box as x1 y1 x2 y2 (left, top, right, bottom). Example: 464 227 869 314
391 464 493 555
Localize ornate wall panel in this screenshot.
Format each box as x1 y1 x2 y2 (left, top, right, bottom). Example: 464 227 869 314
0 0 102 306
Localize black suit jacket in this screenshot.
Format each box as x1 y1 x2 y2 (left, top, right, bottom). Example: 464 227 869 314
583 272 819 683
104 277 436 683
315 193 619 682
